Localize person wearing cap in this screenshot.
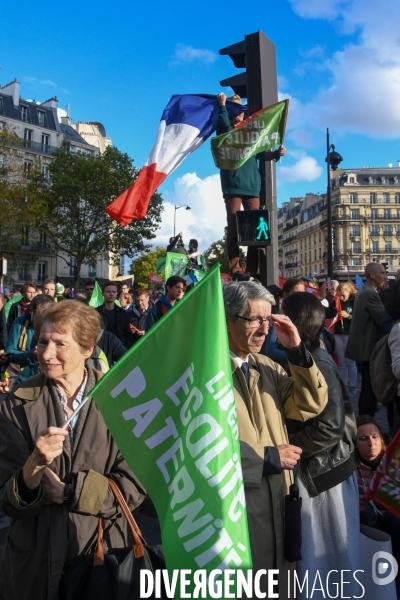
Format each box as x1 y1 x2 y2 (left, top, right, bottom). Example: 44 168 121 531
216 92 286 279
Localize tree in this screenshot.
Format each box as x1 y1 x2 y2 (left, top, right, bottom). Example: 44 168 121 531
129 246 166 288
0 127 49 280
205 239 245 273
40 145 163 287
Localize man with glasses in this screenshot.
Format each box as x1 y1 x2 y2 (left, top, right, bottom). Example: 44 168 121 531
85 280 95 301
223 281 328 598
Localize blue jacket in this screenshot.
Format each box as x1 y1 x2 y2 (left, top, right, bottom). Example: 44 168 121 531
5 314 37 382
144 296 173 332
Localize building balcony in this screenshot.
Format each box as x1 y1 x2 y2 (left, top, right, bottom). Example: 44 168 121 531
285 250 296 257
282 234 298 246
285 262 298 269
10 138 59 156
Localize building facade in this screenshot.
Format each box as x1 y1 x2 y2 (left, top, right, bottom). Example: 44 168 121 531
278 166 400 281
0 79 115 289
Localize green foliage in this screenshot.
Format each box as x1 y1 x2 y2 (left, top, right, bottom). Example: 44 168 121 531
0 127 49 276
205 239 245 273
39 145 163 286
129 246 167 288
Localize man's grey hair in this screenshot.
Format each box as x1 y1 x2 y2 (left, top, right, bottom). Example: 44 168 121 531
223 281 275 321
365 262 383 279
331 280 339 288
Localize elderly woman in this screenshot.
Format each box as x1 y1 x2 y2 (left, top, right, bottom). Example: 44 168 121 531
282 292 359 599
0 300 145 600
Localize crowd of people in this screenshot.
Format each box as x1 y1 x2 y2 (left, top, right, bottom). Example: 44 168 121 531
0 255 399 600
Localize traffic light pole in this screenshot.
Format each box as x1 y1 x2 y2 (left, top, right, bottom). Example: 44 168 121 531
220 31 279 286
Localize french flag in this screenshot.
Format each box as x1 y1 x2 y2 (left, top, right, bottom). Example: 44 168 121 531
106 94 246 226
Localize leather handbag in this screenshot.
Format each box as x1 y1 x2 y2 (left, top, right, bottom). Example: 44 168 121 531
60 479 164 600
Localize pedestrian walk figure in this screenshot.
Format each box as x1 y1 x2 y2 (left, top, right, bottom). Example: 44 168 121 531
256 217 269 240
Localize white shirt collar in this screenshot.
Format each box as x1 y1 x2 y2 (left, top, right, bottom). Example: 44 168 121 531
230 350 249 369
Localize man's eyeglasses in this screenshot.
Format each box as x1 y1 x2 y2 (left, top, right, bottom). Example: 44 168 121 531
235 315 272 328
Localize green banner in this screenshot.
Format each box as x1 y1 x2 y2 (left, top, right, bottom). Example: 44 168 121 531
88 280 104 308
165 251 188 281
4 294 22 322
91 265 252 596
211 99 289 170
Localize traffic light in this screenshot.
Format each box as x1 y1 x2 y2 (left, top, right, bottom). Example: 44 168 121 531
236 209 271 247
219 31 278 122
219 31 278 284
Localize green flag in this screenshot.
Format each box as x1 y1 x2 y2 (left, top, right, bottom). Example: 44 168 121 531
164 251 188 281
91 265 252 595
4 294 22 322
88 281 104 308
211 99 289 170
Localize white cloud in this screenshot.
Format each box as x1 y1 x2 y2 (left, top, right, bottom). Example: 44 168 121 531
288 0 351 20
149 172 226 251
286 0 400 139
278 155 323 183
171 44 218 65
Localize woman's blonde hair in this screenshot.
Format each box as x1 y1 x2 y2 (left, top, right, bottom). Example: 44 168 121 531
229 94 242 104
120 293 133 304
34 300 100 352
338 281 357 298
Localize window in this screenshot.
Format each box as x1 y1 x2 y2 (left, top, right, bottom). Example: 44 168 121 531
371 225 379 236
395 177 399 184
384 226 392 236
41 134 49 149
371 209 378 219
382 176 387 184
384 209 391 219
21 226 29 245
351 242 361 253
20 105 30 122
349 193 358 204
319 248 321 259
352 258 361 266
319 231 321 243
0 155 5 169
351 209 360 219
314 249 317 260
88 264 96 277
370 193 377 204
38 261 47 283
314 234 316 245
397 209 400 219
69 257 77 277
350 225 360 236
42 164 50 182
39 232 47 247
24 128 33 141
349 176 355 183
385 241 392 252
309 251 311 262
19 261 28 281
386 257 393 266
0 98 3 115
369 176 374 184
372 241 379 252
382 193 389 204
24 160 32 178
397 226 400 236
396 194 400 204
37 110 46 126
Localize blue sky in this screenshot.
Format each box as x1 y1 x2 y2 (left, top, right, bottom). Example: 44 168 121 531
2 0 400 252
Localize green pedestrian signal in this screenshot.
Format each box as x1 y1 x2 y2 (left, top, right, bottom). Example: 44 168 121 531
236 209 271 247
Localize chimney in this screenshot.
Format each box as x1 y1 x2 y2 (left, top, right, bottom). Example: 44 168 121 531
1 78 20 106
398 160 400 168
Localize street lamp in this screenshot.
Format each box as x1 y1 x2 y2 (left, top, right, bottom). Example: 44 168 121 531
325 129 343 280
174 204 191 237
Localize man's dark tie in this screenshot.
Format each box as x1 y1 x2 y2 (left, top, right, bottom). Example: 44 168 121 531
240 361 249 385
